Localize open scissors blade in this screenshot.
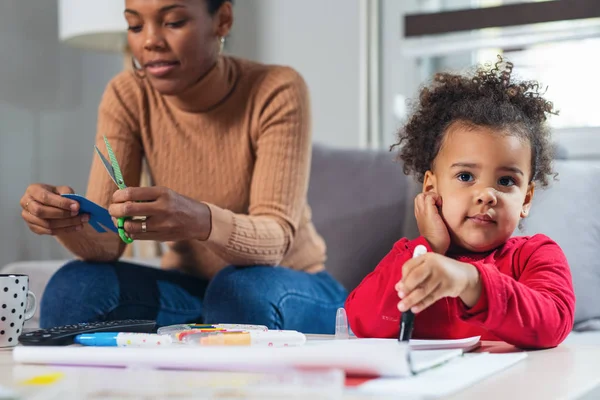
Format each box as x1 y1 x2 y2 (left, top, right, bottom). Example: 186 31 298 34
94 136 127 190
93 135 133 244
94 145 119 187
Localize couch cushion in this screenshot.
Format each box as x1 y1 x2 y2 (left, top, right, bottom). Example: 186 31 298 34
307 145 414 291
519 160 600 325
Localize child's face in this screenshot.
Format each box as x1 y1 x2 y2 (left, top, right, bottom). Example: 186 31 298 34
423 123 534 253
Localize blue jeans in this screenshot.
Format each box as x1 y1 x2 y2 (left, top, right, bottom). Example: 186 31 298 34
39 261 348 334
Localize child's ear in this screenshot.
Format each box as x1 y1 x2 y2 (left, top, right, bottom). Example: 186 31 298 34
423 170 437 193
520 182 535 218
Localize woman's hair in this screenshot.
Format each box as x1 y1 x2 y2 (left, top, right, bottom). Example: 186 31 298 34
206 0 233 15
392 55 558 187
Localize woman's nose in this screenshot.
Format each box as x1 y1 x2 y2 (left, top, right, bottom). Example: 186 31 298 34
144 28 166 51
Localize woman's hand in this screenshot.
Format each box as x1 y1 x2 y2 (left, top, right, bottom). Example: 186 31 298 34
20 183 89 235
109 187 211 242
395 252 482 314
414 192 450 254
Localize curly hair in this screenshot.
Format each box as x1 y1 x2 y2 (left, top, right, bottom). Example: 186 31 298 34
392 55 558 187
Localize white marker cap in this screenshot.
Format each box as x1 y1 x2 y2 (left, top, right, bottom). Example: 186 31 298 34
335 308 349 340
413 244 428 258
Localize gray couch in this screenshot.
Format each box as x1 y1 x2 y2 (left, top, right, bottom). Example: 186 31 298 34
3 144 600 344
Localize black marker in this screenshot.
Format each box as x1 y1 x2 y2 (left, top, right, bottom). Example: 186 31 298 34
399 310 415 341
398 244 428 342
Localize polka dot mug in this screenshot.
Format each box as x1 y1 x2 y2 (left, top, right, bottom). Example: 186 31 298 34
0 274 36 347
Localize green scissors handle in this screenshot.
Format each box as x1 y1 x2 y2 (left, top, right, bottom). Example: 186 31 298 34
95 135 134 244
117 217 133 244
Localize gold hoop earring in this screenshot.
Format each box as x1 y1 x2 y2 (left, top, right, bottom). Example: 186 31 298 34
218 36 225 55
131 56 145 78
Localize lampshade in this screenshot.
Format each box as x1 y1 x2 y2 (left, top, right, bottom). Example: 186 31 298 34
59 0 128 52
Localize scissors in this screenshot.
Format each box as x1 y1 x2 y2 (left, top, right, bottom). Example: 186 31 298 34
94 135 133 244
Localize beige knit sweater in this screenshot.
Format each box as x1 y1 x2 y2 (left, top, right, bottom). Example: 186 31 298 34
57 56 326 278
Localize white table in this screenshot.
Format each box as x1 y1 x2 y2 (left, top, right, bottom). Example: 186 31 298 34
446 341 600 400
0 340 599 399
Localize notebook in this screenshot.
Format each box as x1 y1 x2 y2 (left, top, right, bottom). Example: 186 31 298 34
409 335 481 351
353 352 528 398
305 336 481 352
14 339 467 378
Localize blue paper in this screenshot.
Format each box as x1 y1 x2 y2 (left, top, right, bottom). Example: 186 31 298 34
61 194 117 233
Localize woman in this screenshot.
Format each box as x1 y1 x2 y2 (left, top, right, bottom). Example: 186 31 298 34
20 0 348 332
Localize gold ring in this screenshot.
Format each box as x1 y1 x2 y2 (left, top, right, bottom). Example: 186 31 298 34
141 221 147 233
25 201 31 214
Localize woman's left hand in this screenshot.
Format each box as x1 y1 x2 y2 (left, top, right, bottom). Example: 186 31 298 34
109 187 211 242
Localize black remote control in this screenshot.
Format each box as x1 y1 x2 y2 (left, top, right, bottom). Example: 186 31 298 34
18 319 157 346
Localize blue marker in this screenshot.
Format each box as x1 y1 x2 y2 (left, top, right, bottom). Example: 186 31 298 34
74 332 173 347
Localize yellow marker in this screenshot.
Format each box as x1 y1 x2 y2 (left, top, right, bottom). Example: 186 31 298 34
21 372 64 386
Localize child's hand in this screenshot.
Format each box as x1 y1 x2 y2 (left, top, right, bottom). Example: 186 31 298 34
414 192 450 254
395 252 482 314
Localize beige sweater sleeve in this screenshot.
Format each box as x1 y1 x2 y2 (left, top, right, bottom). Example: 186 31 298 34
56 72 143 262
204 67 312 266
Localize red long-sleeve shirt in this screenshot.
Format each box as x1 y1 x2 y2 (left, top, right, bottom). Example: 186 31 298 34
345 234 575 349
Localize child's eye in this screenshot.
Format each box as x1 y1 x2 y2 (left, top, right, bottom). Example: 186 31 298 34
128 25 143 33
457 172 473 182
498 176 516 187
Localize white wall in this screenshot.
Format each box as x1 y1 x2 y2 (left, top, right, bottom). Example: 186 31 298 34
228 0 363 149
0 0 123 267
228 0 429 150
381 0 600 157
378 0 478 149
379 0 422 149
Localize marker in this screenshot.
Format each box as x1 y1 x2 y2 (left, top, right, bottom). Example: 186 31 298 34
173 329 230 341
74 332 173 347
398 244 428 342
156 323 268 336
190 324 268 331
181 330 306 347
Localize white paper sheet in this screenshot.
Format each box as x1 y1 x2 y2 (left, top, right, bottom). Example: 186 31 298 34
306 339 465 374
13 339 465 378
409 335 481 351
353 352 527 398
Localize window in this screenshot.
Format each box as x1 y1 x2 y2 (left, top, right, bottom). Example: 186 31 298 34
475 38 600 129
382 0 600 157
401 0 600 130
